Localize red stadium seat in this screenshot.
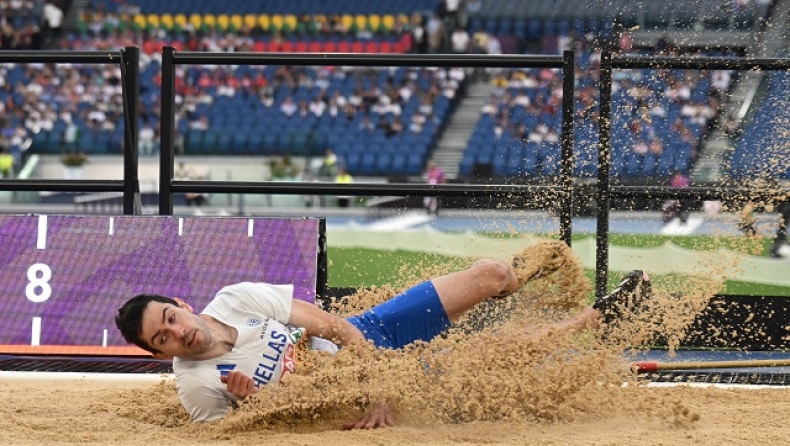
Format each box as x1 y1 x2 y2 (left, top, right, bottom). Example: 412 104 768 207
322 41 337 53
281 41 295 52
295 41 308 52
337 41 350 52
267 41 281 52
351 41 364 53
365 41 379 53
253 41 265 52
379 41 393 53
309 41 322 53
394 34 411 53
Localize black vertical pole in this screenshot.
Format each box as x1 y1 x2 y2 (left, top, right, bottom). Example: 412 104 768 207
160 46 176 215
560 50 575 247
596 48 613 298
316 218 328 304
121 46 140 215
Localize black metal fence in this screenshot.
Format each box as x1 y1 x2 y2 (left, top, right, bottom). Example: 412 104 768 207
158 49 577 245
1 47 789 298
0 47 141 214
596 50 790 296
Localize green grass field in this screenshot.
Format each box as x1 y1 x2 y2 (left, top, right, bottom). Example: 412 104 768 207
326 233 790 297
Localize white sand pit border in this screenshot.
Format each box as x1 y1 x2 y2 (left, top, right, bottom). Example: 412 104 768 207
0 371 173 382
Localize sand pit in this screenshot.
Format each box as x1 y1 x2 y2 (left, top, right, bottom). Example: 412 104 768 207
2 377 789 446
3 241 786 445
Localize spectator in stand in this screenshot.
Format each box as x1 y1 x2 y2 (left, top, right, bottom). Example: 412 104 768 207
280 96 297 117
423 161 446 216
426 13 444 53
317 148 341 178
334 166 353 208
138 122 156 156
410 14 428 54
0 146 15 178
663 171 691 224
42 0 63 42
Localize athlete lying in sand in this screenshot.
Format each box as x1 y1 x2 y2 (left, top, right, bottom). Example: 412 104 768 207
114 240 651 429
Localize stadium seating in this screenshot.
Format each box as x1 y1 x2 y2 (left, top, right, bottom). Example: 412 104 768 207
91 0 440 16
463 0 769 32
730 71 790 179
11 0 757 182
460 48 731 178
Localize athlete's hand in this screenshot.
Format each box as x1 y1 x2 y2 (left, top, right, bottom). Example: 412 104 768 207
220 371 257 399
342 401 395 430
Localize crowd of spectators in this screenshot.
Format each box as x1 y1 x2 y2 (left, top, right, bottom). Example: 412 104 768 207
0 1 484 173
0 0 66 50
0 0 736 181
465 34 734 178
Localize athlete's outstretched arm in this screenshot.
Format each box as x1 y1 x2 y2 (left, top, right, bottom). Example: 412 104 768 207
288 299 367 347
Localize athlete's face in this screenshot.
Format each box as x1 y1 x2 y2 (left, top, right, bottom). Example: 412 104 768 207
139 300 212 359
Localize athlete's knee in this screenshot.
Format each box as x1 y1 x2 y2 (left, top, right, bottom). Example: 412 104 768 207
470 259 518 293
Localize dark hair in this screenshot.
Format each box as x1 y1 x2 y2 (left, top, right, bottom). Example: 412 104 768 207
115 293 179 354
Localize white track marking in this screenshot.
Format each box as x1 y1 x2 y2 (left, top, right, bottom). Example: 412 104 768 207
0 371 174 382
37 215 47 249
31 317 41 346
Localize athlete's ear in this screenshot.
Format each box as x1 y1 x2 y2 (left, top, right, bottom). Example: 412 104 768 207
174 297 194 313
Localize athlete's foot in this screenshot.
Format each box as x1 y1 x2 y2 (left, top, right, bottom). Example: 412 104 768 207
510 240 570 289
592 270 652 323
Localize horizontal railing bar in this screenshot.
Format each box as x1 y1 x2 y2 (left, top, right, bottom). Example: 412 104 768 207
612 55 790 70
172 51 564 68
171 181 562 197
610 186 788 201
0 180 125 192
0 50 123 63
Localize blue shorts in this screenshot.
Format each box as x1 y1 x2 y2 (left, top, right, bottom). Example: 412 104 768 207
346 281 451 349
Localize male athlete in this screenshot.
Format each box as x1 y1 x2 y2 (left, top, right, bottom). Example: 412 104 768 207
115 241 651 429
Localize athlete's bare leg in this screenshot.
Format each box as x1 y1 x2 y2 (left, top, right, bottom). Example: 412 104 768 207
431 259 518 323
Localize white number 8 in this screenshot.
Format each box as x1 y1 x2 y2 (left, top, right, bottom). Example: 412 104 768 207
26 263 52 303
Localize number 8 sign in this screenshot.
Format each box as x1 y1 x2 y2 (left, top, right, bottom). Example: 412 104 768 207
0 215 321 353
26 263 53 303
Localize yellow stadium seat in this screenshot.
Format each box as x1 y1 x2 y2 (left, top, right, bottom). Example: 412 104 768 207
354 14 367 30
160 14 173 30
230 14 244 30
244 14 256 29
203 14 216 29
146 14 159 28
341 14 353 29
217 14 229 30
271 14 284 31
174 14 187 28
189 13 202 29
284 14 297 30
133 14 146 29
382 14 395 30
368 14 381 30
257 14 270 30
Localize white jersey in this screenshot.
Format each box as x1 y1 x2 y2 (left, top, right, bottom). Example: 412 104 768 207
173 282 338 422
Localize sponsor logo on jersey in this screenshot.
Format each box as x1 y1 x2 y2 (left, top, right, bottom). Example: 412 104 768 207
247 318 262 327
282 344 296 375
288 328 305 344
216 363 236 378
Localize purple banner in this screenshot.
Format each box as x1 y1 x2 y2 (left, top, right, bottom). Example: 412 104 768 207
0 215 320 347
